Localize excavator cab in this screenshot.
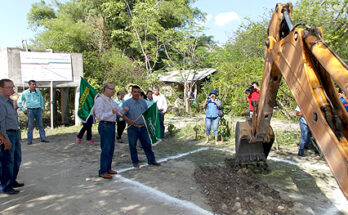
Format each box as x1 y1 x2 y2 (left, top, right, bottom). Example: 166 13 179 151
234 3 348 199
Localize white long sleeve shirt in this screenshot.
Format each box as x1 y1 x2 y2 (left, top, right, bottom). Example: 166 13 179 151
94 94 122 122
153 93 168 112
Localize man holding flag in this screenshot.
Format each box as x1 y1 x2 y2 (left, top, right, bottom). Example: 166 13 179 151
122 85 160 168
78 78 121 179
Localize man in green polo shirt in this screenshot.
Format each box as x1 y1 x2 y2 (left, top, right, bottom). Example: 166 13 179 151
17 80 49 145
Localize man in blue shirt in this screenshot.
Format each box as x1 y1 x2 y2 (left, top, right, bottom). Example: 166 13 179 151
122 85 160 168
114 91 126 142
17 80 49 145
296 106 311 156
0 79 23 194
145 90 155 108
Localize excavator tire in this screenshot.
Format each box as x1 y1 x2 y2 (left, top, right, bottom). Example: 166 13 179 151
235 121 274 162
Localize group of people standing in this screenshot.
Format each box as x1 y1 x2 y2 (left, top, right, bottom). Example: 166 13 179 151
79 84 168 179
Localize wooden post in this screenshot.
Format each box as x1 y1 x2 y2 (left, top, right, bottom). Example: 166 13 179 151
61 88 70 125
75 87 80 126
50 81 54 129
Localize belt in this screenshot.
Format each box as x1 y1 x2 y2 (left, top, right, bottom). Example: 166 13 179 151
99 121 115 124
6 129 18 132
133 124 145 128
28 108 41 110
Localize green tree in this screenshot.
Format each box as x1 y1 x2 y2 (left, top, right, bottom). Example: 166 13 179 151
27 0 203 88
292 0 347 63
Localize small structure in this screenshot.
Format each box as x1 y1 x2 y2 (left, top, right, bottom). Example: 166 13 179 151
0 47 83 128
157 68 216 99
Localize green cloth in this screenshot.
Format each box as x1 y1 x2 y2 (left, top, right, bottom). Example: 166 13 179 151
142 103 162 145
78 77 98 122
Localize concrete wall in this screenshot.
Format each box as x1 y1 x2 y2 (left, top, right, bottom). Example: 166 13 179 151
0 49 9 78
0 47 83 88
0 47 84 127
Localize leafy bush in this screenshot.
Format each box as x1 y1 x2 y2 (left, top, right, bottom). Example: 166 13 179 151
218 118 232 143
168 123 176 137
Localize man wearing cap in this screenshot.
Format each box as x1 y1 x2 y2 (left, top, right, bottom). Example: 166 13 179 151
152 86 167 138
0 79 23 195
203 89 221 145
245 81 260 118
17 80 49 145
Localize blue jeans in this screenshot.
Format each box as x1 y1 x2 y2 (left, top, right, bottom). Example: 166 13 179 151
1 130 21 192
159 112 165 138
77 115 93 140
1 143 13 192
206 117 220 136
299 118 311 154
98 123 115 175
127 126 156 164
27 109 46 142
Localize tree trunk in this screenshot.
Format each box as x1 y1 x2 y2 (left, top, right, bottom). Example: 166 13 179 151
184 81 190 113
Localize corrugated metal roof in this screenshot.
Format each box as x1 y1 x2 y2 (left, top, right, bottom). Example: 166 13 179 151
158 68 216 83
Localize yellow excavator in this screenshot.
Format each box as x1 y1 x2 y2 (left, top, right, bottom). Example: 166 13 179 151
235 3 348 199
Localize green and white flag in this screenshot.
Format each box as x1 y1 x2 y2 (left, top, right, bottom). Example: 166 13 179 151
142 103 162 145
78 77 98 122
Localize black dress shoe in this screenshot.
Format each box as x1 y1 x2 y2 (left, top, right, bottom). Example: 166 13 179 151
5 189 20 195
41 140 50 143
149 162 161 166
27 142 32 145
12 182 25 188
297 152 305 157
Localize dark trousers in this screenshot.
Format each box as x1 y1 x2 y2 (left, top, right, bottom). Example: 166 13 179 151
1 130 21 192
1 144 13 192
116 120 126 139
77 115 93 140
98 123 115 175
27 108 46 142
159 112 165 138
127 126 156 164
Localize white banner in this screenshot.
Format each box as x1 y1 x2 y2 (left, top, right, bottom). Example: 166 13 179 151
20 52 73 81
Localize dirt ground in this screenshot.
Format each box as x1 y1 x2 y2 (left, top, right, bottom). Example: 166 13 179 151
0 117 347 215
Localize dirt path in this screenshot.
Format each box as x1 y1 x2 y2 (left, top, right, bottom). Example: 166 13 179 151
0 118 347 215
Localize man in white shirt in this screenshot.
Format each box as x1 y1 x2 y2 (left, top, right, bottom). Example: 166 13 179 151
94 83 122 179
152 86 167 138
124 85 132 101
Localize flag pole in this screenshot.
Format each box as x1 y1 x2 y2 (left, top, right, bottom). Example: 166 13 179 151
97 93 123 116
125 114 143 129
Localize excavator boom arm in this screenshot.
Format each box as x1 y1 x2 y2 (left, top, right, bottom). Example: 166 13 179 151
235 3 348 199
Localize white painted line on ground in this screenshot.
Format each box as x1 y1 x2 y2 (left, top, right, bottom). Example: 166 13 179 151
156 147 210 163
268 157 330 171
116 146 347 215
117 147 210 174
209 147 348 214
212 147 330 171
116 175 214 215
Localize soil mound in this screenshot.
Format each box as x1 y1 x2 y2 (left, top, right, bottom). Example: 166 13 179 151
194 158 295 215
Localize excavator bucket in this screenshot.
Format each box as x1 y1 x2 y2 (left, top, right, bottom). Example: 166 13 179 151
235 121 274 162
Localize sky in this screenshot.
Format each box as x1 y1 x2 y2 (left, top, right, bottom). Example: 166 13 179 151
0 0 296 49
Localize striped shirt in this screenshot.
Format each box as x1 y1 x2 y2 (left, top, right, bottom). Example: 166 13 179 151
94 94 121 122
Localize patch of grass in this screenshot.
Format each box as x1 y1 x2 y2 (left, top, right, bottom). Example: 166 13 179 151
19 125 91 141
184 150 234 166
274 130 300 147
154 138 202 158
